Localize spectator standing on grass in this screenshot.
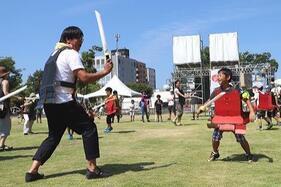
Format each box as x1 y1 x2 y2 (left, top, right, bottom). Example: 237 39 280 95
0 66 13 151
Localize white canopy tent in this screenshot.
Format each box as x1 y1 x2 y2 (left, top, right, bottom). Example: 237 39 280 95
84 75 141 98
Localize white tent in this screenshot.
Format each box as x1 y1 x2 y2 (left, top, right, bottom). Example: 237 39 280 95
84 75 141 98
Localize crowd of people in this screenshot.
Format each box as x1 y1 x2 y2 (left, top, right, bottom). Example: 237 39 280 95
1 25 281 183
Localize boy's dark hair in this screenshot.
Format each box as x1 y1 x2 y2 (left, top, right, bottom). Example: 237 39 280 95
218 67 232 82
113 90 118 95
156 94 161 98
59 26 84 43
105 87 112 93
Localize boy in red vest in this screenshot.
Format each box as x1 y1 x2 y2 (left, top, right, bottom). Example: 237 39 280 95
202 68 256 162
104 87 116 133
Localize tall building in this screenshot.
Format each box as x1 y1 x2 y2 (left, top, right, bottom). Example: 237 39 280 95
93 56 112 86
93 48 156 87
111 48 129 58
146 68 156 89
135 61 147 84
112 55 137 84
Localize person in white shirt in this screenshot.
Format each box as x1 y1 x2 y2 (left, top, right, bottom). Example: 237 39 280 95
129 99 135 122
172 80 189 126
26 26 113 182
167 90 175 120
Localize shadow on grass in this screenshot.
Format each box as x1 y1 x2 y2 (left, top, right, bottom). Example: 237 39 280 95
101 162 176 176
264 127 279 131
0 155 33 161
45 162 176 179
111 130 136 134
221 153 273 163
12 146 39 151
182 123 201 126
32 131 49 135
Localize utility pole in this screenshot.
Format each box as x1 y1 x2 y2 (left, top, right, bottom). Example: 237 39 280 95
115 33 120 77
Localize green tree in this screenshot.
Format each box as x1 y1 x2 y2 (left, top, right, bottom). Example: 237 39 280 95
201 47 210 66
127 83 153 97
25 69 43 95
77 47 100 95
240 51 278 72
0 57 23 90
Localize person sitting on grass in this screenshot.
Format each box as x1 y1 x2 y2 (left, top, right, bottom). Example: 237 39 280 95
104 87 116 133
198 67 255 162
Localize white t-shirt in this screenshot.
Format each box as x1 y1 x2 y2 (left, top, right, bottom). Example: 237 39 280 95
129 103 135 112
167 94 174 106
174 88 180 99
54 49 84 103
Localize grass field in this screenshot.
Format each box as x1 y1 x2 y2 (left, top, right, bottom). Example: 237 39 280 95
1 114 281 187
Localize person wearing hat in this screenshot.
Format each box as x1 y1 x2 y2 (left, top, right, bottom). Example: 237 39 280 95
0 66 13 151
22 93 37 135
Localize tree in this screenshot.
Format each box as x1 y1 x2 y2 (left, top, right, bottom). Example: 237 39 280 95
77 47 101 95
127 83 153 97
201 47 210 66
0 57 23 90
240 51 278 72
201 47 278 72
25 70 43 95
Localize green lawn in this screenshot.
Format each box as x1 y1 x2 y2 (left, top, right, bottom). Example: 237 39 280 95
1 114 280 187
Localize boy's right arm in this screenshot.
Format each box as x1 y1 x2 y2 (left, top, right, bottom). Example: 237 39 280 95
74 59 113 83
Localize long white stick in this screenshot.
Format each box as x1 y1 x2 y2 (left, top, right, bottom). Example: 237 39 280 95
197 91 226 114
0 85 27 102
91 102 105 111
95 10 110 59
204 92 226 108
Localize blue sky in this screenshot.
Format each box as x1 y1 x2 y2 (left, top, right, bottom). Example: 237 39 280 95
0 0 280 89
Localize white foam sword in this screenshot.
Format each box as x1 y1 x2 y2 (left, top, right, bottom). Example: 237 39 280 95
95 10 111 60
0 85 27 102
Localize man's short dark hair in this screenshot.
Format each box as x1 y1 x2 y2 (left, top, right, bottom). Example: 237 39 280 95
218 67 232 82
105 87 112 93
59 26 84 43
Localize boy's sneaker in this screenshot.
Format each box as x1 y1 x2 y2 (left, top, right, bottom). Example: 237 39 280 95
107 127 113 132
245 154 254 163
104 127 109 133
256 125 262 131
208 151 220 161
67 134 73 140
265 123 273 130
104 127 113 133
86 167 107 179
25 172 44 182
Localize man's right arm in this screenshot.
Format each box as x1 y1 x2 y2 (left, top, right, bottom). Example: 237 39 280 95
74 60 113 83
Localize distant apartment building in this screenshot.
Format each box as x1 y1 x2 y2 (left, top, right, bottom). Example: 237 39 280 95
93 56 112 85
135 61 147 84
93 48 156 87
146 68 156 89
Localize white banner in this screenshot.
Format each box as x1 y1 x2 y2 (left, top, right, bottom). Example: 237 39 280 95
210 69 220 95
209 32 239 62
173 35 201 64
